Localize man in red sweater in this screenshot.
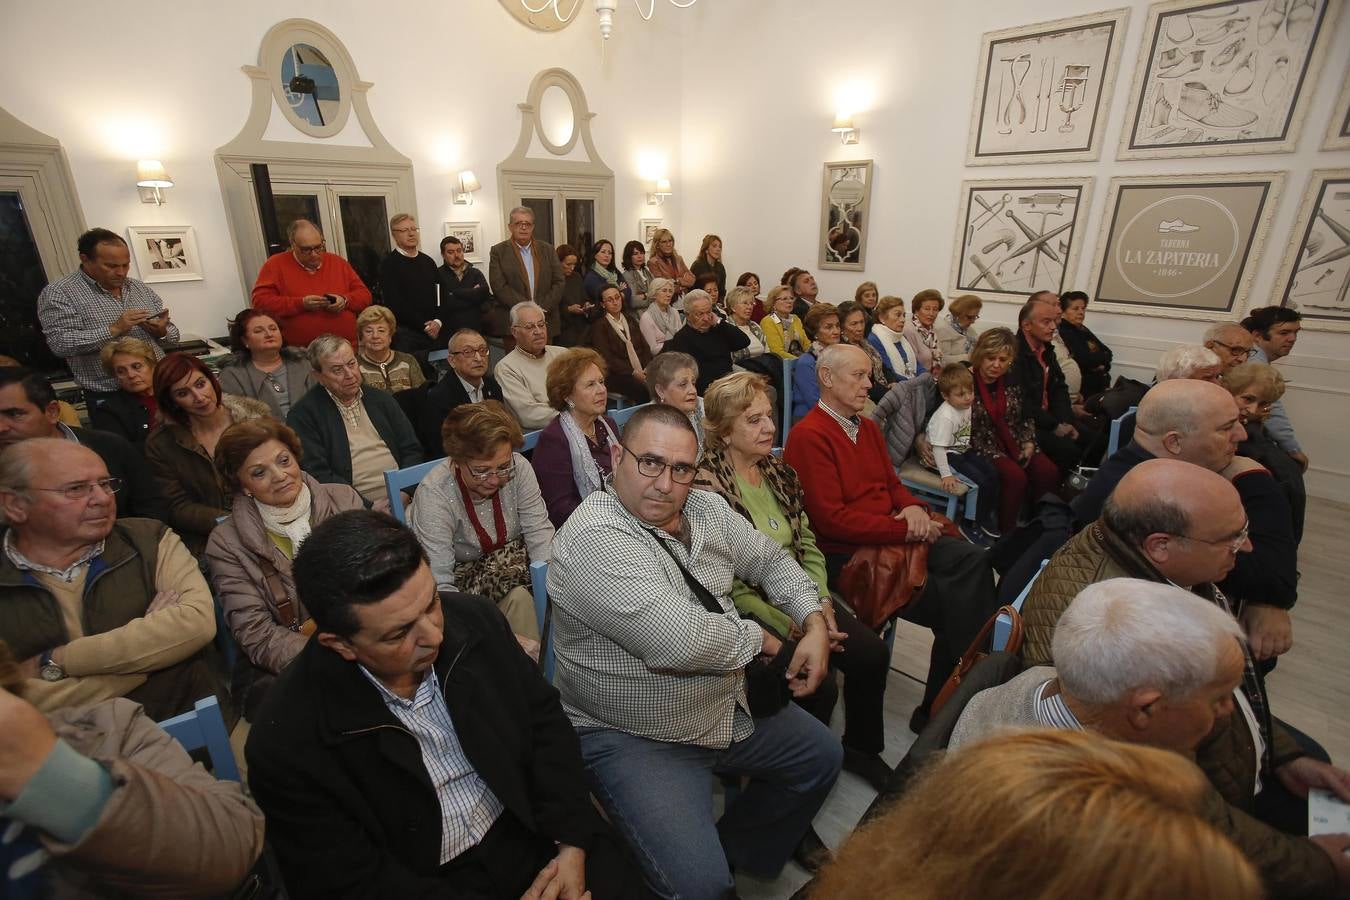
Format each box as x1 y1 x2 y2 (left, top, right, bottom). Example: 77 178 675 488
784 343 999 732
251 219 372 347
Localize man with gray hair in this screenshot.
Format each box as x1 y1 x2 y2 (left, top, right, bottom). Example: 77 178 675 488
378 213 441 353
286 334 422 505
251 219 372 347
1204 321 1256 373
1155 343 1223 383
663 289 750 393
495 302 565 430
951 578 1350 899
487 207 564 342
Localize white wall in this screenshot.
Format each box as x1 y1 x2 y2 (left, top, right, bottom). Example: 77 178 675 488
675 0 1350 502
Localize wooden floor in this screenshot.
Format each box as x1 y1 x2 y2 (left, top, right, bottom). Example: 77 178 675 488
737 495 1350 898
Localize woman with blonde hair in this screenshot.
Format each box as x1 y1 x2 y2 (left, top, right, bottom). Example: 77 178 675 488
934 294 982 365
813 729 1262 900
354 305 425 393
646 227 694 300
689 233 727 299
760 284 809 360
1225 360 1305 541
93 336 161 450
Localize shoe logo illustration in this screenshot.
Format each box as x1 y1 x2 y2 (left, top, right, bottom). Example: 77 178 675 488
1178 82 1259 127
1158 219 1201 233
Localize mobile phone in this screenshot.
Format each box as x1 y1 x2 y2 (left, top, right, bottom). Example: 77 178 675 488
150 309 170 320
324 294 340 305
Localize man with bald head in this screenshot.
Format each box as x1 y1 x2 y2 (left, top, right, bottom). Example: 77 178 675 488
0 439 217 719
1074 378 1297 662
785 342 998 731
251 219 373 346
1204 322 1256 373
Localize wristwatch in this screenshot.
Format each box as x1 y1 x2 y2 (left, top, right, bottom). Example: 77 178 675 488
39 650 66 682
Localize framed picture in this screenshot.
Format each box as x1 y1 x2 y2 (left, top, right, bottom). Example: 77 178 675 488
819 160 873 271
638 218 663 246
1119 0 1340 159
1324 71 1350 151
1271 169 1350 331
950 177 1094 302
966 8 1130 165
442 221 483 263
126 226 203 283
1089 172 1285 320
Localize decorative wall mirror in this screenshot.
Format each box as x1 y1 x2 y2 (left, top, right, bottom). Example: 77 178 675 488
259 20 356 139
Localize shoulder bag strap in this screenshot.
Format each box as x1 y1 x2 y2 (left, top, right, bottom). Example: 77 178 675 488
644 527 723 616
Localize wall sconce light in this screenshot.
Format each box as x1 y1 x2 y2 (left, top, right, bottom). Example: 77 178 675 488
646 178 672 206
831 115 859 145
454 170 481 205
136 160 174 205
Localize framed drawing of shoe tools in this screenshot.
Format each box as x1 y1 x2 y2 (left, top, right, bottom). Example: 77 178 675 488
1089 172 1285 320
1119 0 1341 159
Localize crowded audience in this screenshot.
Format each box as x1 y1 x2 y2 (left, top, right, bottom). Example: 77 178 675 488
216 309 315 419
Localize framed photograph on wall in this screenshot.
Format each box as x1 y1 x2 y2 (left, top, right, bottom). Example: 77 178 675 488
966 8 1130 165
1271 169 1350 332
638 218 663 246
950 177 1094 302
1089 172 1285 320
819 159 872 271
126 226 203 283
442 221 483 262
1119 0 1340 159
1324 71 1350 151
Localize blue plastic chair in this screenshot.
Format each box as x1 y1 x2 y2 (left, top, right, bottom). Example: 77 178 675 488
427 348 449 364
897 470 978 522
780 357 796 442
530 560 555 681
993 558 1049 651
158 695 240 782
382 457 446 524
521 428 542 453
610 402 650 431
1106 406 1138 458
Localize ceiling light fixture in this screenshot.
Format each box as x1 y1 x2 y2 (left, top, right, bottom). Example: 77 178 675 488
519 0 698 42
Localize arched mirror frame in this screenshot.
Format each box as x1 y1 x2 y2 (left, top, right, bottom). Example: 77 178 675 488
258 19 355 140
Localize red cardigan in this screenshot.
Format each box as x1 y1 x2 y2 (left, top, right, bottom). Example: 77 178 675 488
784 405 926 554
251 251 373 347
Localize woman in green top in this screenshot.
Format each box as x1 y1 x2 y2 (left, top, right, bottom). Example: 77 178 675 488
694 372 893 792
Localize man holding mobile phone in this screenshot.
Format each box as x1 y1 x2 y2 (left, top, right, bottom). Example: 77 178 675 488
251 219 372 347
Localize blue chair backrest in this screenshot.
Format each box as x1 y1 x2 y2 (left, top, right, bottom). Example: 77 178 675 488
521 428 542 452
780 357 796 442
610 402 650 432
530 559 555 681
427 348 448 364
158 695 240 782
993 558 1049 652
1106 406 1138 458
383 457 446 524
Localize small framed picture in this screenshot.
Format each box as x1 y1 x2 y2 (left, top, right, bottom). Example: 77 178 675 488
443 221 483 262
1271 168 1350 331
126 226 203 283
639 218 663 246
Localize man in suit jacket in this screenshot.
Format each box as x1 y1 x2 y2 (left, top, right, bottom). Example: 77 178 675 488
416 329 504 457
487 207 565 343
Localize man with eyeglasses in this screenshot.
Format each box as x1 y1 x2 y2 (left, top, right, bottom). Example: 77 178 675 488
0 438 218 719
0 367 167 523
487 207 564 343
416 329 505 457
378 213 442 354
1203 321 1256 374
252 218 372 347
495 302 565 430
549 404 842 897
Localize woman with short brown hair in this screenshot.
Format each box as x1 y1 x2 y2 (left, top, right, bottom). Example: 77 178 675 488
867 296 924 381
904 288 946 373
531 348 619 527
935 294 982 365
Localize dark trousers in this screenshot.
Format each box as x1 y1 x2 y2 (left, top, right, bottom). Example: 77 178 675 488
827 536 999 711
1036 420 1104 473
439 811 653 899
793 605 891 754
1254 718 1332 837
947 451 999 531
393 324 438 354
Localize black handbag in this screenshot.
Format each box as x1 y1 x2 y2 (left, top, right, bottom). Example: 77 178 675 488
646 529 796 718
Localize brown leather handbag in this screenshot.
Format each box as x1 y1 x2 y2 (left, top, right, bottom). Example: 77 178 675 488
837 512 963 631
930 604 1024 716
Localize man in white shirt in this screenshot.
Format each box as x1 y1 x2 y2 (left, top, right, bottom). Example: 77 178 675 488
494 303 564 431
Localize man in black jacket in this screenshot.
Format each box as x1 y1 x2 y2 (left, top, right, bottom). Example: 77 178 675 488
1012 293 1099 473
246 510 649 899
379 214 441 354
0 367 167 523
663 290 750 393
416 329 503 457
437 235 492 338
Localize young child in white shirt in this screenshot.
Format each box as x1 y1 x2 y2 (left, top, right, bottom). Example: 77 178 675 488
927 365 1000 537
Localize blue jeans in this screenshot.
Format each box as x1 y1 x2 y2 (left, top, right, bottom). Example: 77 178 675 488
577 704 842 900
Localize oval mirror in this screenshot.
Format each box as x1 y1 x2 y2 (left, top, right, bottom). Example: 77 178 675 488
280 43 340 128
539 85 575 149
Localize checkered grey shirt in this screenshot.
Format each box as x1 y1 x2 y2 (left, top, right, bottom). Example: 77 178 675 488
548 488 823 748
359 666 504 864
37 270 179 392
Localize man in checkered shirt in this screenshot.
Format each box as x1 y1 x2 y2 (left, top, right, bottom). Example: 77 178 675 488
37 228 179 399
549 403 843 898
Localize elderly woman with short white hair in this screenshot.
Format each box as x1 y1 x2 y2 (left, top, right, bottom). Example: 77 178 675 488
638 277 681 353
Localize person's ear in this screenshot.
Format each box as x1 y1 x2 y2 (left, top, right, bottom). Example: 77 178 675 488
609 441 624 471
1125 688 1164 732
1140 532 1171 565
0 490 30 525
42 401 61 427
1161 432 1185 456
316 632 358 662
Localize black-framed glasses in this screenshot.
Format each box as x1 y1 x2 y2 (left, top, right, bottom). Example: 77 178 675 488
1209 341 1252 359
32 477 123 500
1175 520 1250 555
618 443 697 484
295 242 325 255
463 461 515 482
451 346 490 358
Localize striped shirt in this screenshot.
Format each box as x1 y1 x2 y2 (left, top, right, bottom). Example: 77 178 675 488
818 400 861 444
37 270 179 392
359 666 503 864
1033 679 1083 731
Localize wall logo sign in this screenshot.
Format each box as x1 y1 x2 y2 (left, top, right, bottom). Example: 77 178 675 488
1114 193 1240 298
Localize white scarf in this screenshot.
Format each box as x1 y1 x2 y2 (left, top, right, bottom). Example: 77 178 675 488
646 304 683 340
560 411 618 502
871 322 919 378
254 481 314 552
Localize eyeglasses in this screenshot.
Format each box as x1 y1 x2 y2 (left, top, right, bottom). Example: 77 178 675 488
514 322 547 333
619 443 697 484
1175 520 1250 555
295 242 325 255
392 226 420 234
1209 341 1252 359
463 461 515 481
451 346 490 358
510 220 534 229
32 477 123 500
